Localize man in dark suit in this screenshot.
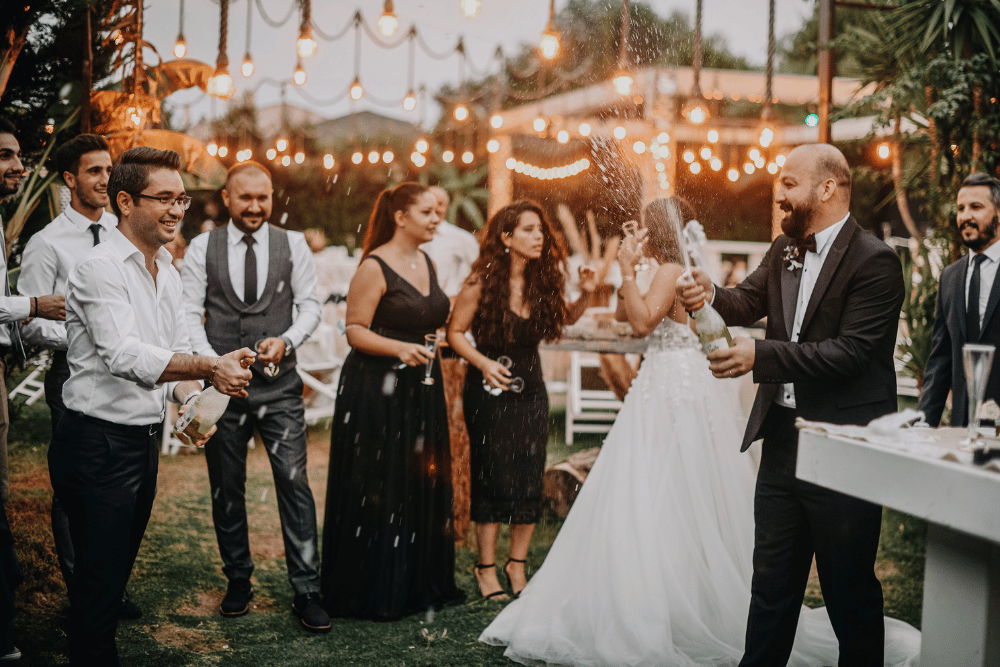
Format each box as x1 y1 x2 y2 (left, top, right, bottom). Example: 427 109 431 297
678 143 904 666
919 172 1000 427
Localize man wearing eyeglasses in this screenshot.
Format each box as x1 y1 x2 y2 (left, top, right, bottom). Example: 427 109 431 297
50 147 254 666
180 161 326 632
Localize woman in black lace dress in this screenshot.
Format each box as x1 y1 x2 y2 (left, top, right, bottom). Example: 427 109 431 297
448 200 595 601
321 182 465 620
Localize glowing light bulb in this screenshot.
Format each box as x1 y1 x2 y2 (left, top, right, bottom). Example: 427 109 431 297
173 36 187 59
613 72 633 96
403 91 417 111
296 27 318 59
632 140 646 154
377 0 399 38
442 150 454 163
877 143 890 160
579 123 591 137
748 148 761 161
683 150 695 163
689 162 701 174
277 139 288 152
613 125 626 140
352 152 363 164
557 130 569 144
459 0 482 18
533 117 546 132
266 148 277 160
324 154 335 169
759 127 774 148
411 153 426 167
657 132 670 144
281 155 290 166
776 154 786 167
700 147 712 160
217 146 228 158
382 151 394 163
539 28 560 60
707 129 719 143
454 104 469 121
688 105 707 124
368 151 379 164
728 168 739 182
744 162 755 175
350 78 364 100
655 162 665 172
490 114 503 129
767 162 779 174
294 152 304 164
293 62 307 85
710 157 722 171
462 151 474 164
207 142 218 156
487 139 500 153
207 68 235 99
415 139 429 153
241 55 255 78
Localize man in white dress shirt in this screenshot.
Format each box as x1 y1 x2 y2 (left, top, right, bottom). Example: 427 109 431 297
180 162 328 632
49 147 253 666
0 116 65 663
17 133 133 613
920 173 1000 426
420 185 479 298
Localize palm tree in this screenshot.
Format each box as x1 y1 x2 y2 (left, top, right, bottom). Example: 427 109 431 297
422 159 488 231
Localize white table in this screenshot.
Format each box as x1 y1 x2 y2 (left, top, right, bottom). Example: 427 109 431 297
796 428 1000 667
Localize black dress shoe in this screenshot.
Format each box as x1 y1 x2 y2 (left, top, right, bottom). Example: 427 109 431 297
118 594 142 620
292 593 331 633
220 579 253 617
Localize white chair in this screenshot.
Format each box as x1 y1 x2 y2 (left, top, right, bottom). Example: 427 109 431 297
8 367 46 405
565 351 623 444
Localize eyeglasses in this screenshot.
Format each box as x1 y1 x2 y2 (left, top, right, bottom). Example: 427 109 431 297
128 192 193 210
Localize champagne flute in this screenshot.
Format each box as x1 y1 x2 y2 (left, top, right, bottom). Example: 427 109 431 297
963 343 995 447
254 339 279 377
622 220 649 272
422 333 438 385
482 356 523 395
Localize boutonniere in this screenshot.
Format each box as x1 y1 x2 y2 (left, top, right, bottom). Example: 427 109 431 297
782 244 802 272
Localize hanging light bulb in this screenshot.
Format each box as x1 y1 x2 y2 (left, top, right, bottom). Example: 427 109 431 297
324 154 335 169
368 151 380 164
487 139 500 153
297 25 318 59
207 142 219 156
352 151 363 164
533 117 547 132
173 34 188 59
350 77 365 101
442 150 455 163
377 0 400 38
293 61 307 85
382 151 394 163
613 71 633 96
877 143 890 160
294 151 305 164
758 127 774 148
462 151 474 164
728 168 739 182
416 139 429 153
276 138 288 152
613 125 626 140
539 25 560 60
490 114 503 129
403 90 417 111
454 104 469 121
459 0 482 18
707 129 719 143
281 154 291 166
266 148 277 160
207 66 235 99
241 53 255 77
217 146 229 157
557 130 569 144
578 122 591 137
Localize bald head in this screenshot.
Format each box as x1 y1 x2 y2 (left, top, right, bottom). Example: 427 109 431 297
775 144 852 238
429 185 449 221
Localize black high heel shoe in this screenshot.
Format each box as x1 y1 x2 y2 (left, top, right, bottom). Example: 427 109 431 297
473 563 509 601
503 557 527 598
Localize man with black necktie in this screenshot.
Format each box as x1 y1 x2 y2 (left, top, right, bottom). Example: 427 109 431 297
678 143 905 666
0 116 66 662
920 173 1000 427
16 134 145 618
180 161 328 632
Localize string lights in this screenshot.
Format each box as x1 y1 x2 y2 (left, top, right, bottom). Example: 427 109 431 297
538 0 559 60
377 0 399 38
241 0 254 77
505 157 590 180
206 0 236 99
296 0 319 58
459 0 482 19
173 0 187 58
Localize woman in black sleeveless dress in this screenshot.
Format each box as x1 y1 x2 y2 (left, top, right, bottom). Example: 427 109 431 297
448 200 595 600
322 183 465 620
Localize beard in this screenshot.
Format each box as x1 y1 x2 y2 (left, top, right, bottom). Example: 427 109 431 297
779 193 818 240
961 213 999 252
0 172 23 197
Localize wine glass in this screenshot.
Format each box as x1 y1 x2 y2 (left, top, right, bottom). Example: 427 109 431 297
422 333 438 385
254 339 279 377
963 343 995 446
621 220 649 272
482 355 523 395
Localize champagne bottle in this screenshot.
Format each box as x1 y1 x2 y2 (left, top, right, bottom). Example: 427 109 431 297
691 301 734 355
174 387 231 447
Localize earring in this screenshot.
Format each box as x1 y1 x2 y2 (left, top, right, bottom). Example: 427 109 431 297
504 247 509 254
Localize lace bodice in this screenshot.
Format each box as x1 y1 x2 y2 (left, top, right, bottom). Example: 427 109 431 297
645 317 699 352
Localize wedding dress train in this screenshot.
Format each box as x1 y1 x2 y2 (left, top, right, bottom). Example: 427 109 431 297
480 318 921 667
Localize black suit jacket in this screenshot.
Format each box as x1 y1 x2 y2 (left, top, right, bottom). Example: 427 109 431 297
713 217 905 451
918 252 1000 427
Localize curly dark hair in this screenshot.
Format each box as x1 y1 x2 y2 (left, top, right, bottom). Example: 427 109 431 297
643 197 695 265
362 181 429 256
469 200 569 347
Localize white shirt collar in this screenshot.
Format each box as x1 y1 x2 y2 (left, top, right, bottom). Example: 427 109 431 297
971 239 1000 265
106 226 174 267
226 220 269 246
810 213 850 257
63 205 115 232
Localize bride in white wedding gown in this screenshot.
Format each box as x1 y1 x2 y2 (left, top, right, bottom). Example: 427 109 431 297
480 199 921 667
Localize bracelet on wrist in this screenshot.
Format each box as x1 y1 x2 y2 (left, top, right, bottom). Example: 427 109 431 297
31 297 37 317
208 357 221 387
180 390 201 406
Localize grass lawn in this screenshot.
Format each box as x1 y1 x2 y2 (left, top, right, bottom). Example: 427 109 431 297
3 371 925 666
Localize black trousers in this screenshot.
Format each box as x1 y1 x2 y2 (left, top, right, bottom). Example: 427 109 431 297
49 411 159 667
203 372 321 595
739 406 885 667
45 351 75 587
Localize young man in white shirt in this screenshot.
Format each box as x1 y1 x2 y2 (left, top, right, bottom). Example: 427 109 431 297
49 147 254 666
420 185 479 299
16 133 142 617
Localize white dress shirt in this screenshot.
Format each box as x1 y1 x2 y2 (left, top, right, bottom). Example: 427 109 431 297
181 221 321 357
63 228 191 425
965 239 1000 330
421 221 479 297
776 213 850 409
0 218 31 346
19 207 117 349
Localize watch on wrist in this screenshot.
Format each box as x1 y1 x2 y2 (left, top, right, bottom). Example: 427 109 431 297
281 336 294 354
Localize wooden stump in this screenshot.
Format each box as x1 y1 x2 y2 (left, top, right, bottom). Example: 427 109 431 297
440 357 471 545
543 447 601 519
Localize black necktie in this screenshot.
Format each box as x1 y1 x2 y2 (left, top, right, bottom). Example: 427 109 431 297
89 224 101 246
968 253 987 341
243 235 257 305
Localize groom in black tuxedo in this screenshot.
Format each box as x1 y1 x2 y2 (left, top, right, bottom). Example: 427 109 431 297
678 143 904 666
919 172 1000 427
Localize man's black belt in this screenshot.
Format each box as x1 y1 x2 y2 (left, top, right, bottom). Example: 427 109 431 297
65 410 162 437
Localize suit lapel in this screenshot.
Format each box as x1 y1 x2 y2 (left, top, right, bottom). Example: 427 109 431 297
958 259 970 341
780 257 798 339
979 259 1000 338
799 217 858 336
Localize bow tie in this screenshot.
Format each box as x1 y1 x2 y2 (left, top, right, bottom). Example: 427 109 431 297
794 233 817 255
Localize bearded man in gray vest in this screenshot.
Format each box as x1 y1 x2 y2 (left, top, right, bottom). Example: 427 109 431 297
180 161 328 632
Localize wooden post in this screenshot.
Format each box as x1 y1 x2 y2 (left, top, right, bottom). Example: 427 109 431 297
817 0 835 144
488 134 512 217
81 5 93 133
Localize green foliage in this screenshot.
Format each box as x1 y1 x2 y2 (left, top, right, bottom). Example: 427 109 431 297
423 160 488 230
898 244 941 385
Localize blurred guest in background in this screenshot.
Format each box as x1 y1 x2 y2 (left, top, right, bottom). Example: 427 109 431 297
421 185 479 299
448 200 595 600
322 182 465 620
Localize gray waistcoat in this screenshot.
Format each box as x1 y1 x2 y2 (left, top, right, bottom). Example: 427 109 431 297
204 225 297 383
